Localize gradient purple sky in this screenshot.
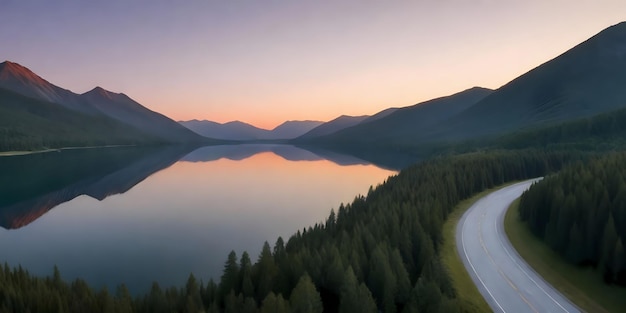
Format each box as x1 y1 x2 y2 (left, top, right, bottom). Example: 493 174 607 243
2 1 625 129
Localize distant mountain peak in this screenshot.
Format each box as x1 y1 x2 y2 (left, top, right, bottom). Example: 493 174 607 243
0 60 49 85
467 86 493 92
0 60 21 70
87 86 114 94
85 86 114 98
83 86 132 103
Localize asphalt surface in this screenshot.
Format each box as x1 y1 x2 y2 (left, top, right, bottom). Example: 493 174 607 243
457 179 581 313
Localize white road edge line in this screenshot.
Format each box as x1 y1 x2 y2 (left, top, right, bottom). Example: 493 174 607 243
461 206 507 313
494 197 571 313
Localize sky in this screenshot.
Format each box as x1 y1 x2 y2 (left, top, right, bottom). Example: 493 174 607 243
1 1 625 129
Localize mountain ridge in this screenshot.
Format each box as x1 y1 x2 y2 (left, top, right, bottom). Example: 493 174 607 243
80 85 205 143
299 86 494 146
301 21 626 149
297 115 369 139
0 60 212 145
0 61 98 114
422 21 626 143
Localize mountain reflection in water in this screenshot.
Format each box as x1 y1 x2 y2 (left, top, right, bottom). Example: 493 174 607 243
0 144 398 293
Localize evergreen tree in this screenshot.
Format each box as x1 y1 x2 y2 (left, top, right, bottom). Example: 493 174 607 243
339 267 376 313
289 274 322 313
260 292 290 313
220 251 240 300
240 252 255 299
254 241 277 301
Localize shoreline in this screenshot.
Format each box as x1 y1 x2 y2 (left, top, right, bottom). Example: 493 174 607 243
0 144 136 157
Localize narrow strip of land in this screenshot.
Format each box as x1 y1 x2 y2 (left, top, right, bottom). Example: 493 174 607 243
457 179 580 313
0 144 136 157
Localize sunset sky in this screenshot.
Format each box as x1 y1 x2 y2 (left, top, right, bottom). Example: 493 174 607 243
2 1 625 129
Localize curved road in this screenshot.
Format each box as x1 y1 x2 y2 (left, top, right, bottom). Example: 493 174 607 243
457 179 580 313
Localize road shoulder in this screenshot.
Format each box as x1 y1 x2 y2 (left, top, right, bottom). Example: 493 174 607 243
442 185 516 313
505 199 626 313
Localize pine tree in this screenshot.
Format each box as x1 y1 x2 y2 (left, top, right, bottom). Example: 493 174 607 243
255 242 277 301
260 292 291 313
220 251 240 300
289 274 322 313
240 252 255 299
339 266 376 313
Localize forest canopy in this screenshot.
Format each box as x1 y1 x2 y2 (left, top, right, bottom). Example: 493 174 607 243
519 152 626 285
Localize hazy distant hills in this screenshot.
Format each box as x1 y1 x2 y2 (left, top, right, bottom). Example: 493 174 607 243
180 119 323 140
181 111 401 142
0 61 213 151
180 120 266 141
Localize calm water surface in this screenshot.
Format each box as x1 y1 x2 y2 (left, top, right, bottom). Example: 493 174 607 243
0 145 396 293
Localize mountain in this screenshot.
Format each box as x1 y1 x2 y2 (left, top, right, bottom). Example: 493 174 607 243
180 119 323 140
0 86 160 151
424 21 626 143
0 61 212 147
269 120 323 139
180 120 270 140
298 115 369 139
80 87 205 143
361 107 399 123
300 87 493 146
0 61 97 114
304 22 626 149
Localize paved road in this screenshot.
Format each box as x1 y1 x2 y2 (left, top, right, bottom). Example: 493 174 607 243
457 179 580 313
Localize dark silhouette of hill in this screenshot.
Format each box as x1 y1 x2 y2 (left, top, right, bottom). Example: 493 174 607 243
360 107 399 123
0 146 194 229
299 87 493 146
269 120 323 139
424 22 626 143
300 22 626 149
298 115 369 139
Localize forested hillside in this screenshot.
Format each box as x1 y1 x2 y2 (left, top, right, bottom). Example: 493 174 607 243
0 150 582 313
0 87 161 151
493 106 626 150
518 153 626 285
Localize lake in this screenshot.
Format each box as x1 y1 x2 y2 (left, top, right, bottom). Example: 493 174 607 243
0 144 397 293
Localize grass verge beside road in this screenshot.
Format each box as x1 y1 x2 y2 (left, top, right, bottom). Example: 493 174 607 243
0 145 135 157
0 149 59 156
442 186 511 313
505 199 626 313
